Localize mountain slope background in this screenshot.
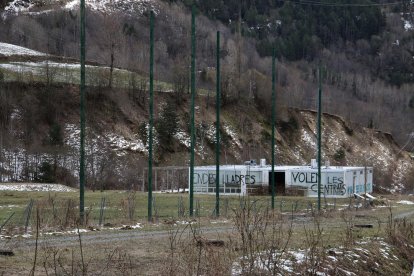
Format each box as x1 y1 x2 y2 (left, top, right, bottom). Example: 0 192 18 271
0 0 413 191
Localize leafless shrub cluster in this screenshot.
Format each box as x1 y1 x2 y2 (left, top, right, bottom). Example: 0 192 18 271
161 223 234 276
23 206 136 276
120 190 137 221
298 216 328 274
231 198 293 275
386 208 414 266
34 196 91 231
4 197 414 275
37 233 135 275
162 198 296 275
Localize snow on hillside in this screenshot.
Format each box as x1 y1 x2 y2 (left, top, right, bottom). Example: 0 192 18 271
3 0 33 15
0 42 46 56
0 147 79 183
65 123 147 157
301 129 316 149
0 61 130 74
107 133 147 155
391 159 413 193
404 20 414 31
2 0 158 18
65 0 158 15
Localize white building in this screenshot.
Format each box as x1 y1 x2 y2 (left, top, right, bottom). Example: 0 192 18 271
190 160 373 198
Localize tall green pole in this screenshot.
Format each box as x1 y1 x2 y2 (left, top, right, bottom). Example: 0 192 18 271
79 0 86 223
189 5 196 217
215 31 220 217
317 67 322 211
271 48 276 209
148 11 154 222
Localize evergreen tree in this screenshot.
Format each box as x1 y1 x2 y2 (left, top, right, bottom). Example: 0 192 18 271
156 100 179 150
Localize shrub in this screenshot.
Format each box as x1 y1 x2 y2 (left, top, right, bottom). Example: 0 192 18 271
279 115 299 133
334 148 346 161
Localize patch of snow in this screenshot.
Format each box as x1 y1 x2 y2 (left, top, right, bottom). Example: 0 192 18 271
3 0 34 17
106 133 147 155
0 183 76 192
0 42 46 57
65 123 147 156
232 237 400 275
392 159 413 192
174 130 191 149
223 124 242 149
64 123 81 149
156 188 188 194
0 204 21 208
176 220 196 225
0 60 129 73
371 140 393 170
120 222 142 229
64 0 159 16
210 220 229 224
2 0 158 18
301 129 316 148
397 200 414 205
10 108 21 120
64 0 78 10
44 228 89 236
404 19 414 31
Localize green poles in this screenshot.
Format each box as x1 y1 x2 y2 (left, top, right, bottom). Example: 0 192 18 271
189 5 196 217
79 0 86 223
271 48 276 209
317 67 322 211
148 11 154 222
215 31 221 217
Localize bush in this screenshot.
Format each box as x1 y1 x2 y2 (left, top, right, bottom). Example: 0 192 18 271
137 122 148 146
334 148 346 161
48 123 63 146
279 115 299 133
37 161 56 183
155 100 179 150
260 128 271 142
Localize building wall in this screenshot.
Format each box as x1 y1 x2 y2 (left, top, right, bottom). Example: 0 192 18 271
286 168 373 198
192 166 373 198
192 168 266 195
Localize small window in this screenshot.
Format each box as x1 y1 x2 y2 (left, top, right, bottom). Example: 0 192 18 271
360 171 363 174
353 172 357 175
369 170 372 173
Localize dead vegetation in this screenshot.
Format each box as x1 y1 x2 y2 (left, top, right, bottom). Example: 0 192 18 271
159 197 414 275
1 195 414 275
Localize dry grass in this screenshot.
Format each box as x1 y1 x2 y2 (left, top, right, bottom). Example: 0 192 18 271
1 193 414 275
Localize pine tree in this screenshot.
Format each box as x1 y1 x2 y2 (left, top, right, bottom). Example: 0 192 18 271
156 100 179 150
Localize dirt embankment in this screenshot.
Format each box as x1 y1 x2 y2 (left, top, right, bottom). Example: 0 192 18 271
1 83 412 191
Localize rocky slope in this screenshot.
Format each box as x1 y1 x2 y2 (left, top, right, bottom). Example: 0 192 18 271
0 62 412 192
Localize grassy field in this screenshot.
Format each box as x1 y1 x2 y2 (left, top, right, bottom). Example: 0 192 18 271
1 190 414 275
0 189 364 229
0 60 212 95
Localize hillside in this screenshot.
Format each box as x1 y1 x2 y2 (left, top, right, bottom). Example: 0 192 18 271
0 1 413 192
0 0 413 145
0 42 412 193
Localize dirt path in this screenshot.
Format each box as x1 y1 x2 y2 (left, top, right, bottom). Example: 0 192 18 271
2 206 413 250
0 225 235 249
